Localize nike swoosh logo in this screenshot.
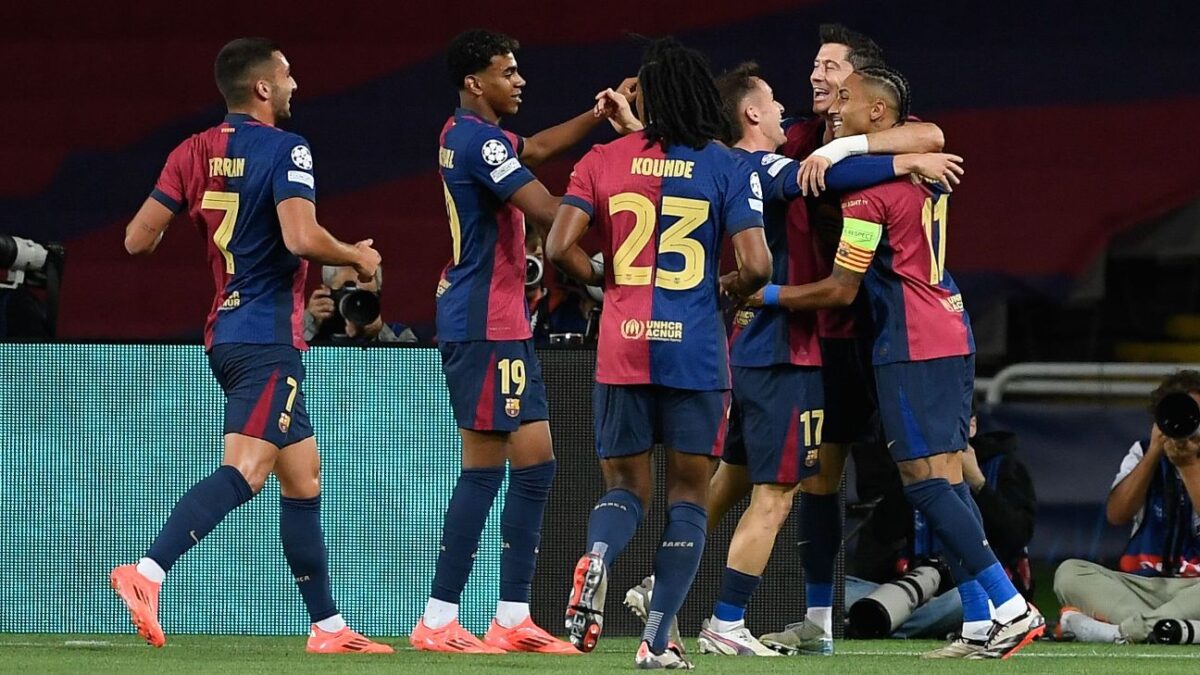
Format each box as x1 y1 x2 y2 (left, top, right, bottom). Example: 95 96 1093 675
190 530 200 545
887 441 896 448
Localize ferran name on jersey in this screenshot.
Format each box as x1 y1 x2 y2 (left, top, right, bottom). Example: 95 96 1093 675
504 397 521 418
208 157 245 178
620 318 684 343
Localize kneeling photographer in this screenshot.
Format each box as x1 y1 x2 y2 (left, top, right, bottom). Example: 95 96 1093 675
845 406 1036 653
304 264 416 345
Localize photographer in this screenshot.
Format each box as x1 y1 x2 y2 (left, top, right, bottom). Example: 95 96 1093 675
845 409 1036 648
0 234 63 338
304 264 416 344
527 235 600 345
1054 371 1200 644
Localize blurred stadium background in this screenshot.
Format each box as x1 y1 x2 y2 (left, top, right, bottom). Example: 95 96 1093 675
2 0 1200 651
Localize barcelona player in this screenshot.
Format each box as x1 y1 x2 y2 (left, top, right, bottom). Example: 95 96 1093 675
755 24 948 656
678 62 962 657
110 38 390 653
741 66 1045 660
412 29 633 655
547 37 773 669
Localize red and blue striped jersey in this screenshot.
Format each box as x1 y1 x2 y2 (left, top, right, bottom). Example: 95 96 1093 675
150 113 314 351
727 148 821 368
836 179 975 364
564 132 765 390
780 116 864 340
435 108 536 342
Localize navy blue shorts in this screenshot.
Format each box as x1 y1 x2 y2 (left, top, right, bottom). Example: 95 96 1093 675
440 339 549 432
594 383 729 458
723 365 824 484
819 337 878 444
208 343 313 449
874 354 974 462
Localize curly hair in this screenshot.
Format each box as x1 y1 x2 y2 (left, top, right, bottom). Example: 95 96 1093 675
446 29 520 89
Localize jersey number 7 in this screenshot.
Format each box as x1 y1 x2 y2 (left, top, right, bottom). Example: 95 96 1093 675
610 193 709 291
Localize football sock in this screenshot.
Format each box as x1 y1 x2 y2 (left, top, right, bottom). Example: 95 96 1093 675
800 492 838 635
500 460 555 603
903 478 1021 615
430 466 504 605
145 465 253 572
711 567 760 630
644 502 707 654
316 614 347 633
1062 610 1121 643
958 579 993 640
423 598 458 629
495 600 530 629
807 606 833 637
135 558 165 584
280 495 337 623
947 480 1024 622
586 488 644 571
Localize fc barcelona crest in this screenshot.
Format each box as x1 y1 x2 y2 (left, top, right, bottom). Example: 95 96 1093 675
504 397 521 419
278 412 292 434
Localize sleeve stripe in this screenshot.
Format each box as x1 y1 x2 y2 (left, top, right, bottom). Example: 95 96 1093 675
149 188 182 214
561 194 595 220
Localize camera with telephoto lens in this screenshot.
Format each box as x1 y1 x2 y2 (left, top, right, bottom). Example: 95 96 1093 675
1155 392 1200 440
329 283 380 327
1 234 64 290
848 558 952 638
525 254 543 288
1150 618 1200 644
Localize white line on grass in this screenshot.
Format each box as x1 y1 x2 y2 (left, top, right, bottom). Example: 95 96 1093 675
840 649 1200 660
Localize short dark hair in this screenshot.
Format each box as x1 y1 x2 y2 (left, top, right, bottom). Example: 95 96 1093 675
819 23 885 70
638 37 731 150
715 61 762 144
214 38 281 107
857 65 911 123
446 29 520 89
1150 370 1200 414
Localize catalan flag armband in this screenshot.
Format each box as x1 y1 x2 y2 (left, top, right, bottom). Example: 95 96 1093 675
835 217 882 274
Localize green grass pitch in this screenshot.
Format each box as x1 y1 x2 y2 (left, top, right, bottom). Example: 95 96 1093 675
3 635 1200 674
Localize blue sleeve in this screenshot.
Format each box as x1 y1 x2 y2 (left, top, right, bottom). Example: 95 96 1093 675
723 156 765 235
824 155 896 193
758 153 806 200
272 135 317 204
466 127 535 202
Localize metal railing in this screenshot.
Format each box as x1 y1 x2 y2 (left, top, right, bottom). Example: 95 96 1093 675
976 362 1200 404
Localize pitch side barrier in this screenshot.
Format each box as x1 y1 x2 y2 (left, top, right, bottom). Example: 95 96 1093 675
0 343 838 637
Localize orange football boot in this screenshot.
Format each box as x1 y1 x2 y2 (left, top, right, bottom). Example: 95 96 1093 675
410 618 505 654
483 616 581 654
109 564 165 648
306 624 394 654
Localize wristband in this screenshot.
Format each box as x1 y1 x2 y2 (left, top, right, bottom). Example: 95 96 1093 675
762 284 781 306
811 134 869 165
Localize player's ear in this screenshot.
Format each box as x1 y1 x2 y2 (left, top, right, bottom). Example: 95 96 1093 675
463 74 484 97
870 97 887 124
254 78 271 102
743 103 760 126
